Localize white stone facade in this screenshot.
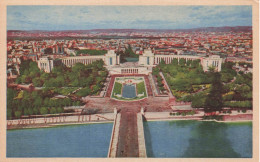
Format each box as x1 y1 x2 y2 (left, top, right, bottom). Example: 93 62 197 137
37 57 54 73
140 49 222 72
38 50 119 72
139 49 155 66
201 55 222 72
107 66 152 75
38 49 222 73
154 55 201 65
61 55 106 67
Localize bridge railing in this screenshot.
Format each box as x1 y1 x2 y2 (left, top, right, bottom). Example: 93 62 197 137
107 113 119 158
137 113 147 158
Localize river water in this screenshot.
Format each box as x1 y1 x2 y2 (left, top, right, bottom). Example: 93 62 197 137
7 120 252 158
144 120 252 158
7 123 113 157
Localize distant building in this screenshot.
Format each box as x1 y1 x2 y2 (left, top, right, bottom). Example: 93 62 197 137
37 57 62 73
139 49 155 66
38 50 120 72
38 49 223 74
37 57 54 73
61 50 120 67
201 55 223 72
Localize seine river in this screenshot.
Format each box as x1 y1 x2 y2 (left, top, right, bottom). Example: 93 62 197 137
7 120 252 158
7 123 113 157
144 120 252 158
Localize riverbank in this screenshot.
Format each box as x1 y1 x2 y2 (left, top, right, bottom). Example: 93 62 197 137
7 120 114 130
7 111 253 130
143 111 252 123
7 113 115 130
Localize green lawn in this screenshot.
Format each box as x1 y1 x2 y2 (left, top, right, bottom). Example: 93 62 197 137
112 82 122 95
111 79 147 101
136 81 146 96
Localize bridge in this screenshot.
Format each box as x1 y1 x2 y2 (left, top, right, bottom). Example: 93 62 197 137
108 108 147 158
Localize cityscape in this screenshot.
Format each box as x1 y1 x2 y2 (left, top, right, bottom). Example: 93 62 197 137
6 6 253 158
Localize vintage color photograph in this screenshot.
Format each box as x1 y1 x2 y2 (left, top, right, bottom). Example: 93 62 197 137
6 5 254 158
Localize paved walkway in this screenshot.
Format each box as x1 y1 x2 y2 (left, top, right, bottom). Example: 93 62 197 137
105 76 115 97
144 75 153 97
83 96 172 113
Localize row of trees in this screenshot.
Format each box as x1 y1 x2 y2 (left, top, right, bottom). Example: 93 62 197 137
119 45 139 63
76 49 107 56
74 61 108 97
15 60 42 85
15 59 108 95
7 88 82 119
152 67 166 92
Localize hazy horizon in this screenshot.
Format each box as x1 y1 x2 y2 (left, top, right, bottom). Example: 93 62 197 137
6 25 252 32
7 6 252 31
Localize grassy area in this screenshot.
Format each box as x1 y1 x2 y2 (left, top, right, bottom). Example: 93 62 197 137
76 49 107 56
136 81 146 96
111 80 147 101
112 82 122 95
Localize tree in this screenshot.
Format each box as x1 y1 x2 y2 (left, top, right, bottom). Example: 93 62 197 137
152 67 160 76
72 63 86 74
44 98 50 106
76 87 91 97
14 111 22 118
23 108 29 116
33 107 39 115
125 45 138 58
179 58 186 66
7 108 12 119
172 58 178 65
29 61 40 74
186 60 192 66
159 59 166 67
95 76 103 84
204 72 223 112
7 88 17 106
191 59 200 68
32 78 43 87
50 107 57 114
40 72 50 82
55 76 65 87
34 97 43 107
208 66 216 73
28 107 33 115
92 85 101 93
96 60 104 70
40 107 48 115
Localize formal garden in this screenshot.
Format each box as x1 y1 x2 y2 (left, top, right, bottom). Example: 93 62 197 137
111 77 147 101
153 58 252 112
7 59 108 119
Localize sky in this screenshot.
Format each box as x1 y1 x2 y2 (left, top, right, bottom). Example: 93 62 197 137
7 6 252 30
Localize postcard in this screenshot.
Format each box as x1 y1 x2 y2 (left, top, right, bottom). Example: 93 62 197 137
0 0 259 162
